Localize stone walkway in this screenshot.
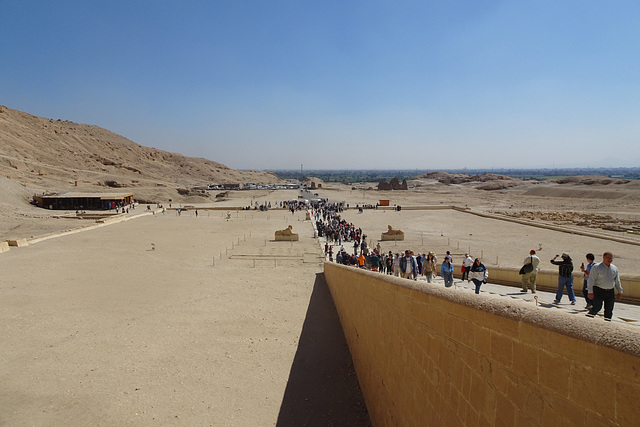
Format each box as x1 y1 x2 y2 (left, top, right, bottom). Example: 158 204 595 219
395 272 640 325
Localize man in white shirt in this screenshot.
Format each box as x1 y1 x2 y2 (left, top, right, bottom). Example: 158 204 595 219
521 250 541 293
462 253 473 281
587 252 623 321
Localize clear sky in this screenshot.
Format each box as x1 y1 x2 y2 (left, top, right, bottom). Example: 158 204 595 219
2 1 639 170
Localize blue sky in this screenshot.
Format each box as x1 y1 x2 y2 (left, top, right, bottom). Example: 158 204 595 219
2 1 639 170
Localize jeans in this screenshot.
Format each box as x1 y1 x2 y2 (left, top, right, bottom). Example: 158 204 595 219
443 272 453 287
425 272 434 283
472 278 483 294
589 286 616 319
555 275 575 302
582 278 594 306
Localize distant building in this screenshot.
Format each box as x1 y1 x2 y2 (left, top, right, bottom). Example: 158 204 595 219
377 178 408 190
32 192 134 210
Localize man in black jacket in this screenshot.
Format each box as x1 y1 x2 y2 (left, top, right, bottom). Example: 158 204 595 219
550 253 576 305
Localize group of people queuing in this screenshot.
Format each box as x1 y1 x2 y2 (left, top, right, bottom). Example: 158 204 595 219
240 200 307 212
313 200 625 320
322 220 492 295
519 250 623 320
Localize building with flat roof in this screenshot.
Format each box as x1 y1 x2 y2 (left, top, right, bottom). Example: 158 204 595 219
32 192 134 210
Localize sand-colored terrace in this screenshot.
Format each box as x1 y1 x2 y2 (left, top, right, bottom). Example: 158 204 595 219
3 187 640 425
0 202 370 426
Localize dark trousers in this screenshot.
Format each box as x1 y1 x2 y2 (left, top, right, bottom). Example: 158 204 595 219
588 286 616 319
472 278 483 294
462 268 469 281
582 279 593 306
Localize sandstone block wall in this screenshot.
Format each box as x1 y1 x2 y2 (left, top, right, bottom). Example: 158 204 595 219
324 263 640 426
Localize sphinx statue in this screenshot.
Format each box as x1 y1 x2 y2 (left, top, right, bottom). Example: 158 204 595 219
275 225 299 241
381 225 404 241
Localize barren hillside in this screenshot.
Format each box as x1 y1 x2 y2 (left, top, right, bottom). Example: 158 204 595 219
0 105 281 202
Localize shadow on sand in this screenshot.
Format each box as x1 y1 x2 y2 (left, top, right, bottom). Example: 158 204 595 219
276 273 371 426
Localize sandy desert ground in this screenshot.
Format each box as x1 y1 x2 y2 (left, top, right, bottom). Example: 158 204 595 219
4 105 640 425
2 182 640 425
1 190 369 426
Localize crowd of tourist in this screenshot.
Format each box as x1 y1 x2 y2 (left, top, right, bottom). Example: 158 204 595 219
313 202 491 293
314 202 624 319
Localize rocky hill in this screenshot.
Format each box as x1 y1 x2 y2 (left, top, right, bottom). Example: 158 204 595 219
0 105 281 202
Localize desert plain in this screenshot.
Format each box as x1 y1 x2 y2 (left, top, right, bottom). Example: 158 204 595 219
3 106 640 425
2 177 640 425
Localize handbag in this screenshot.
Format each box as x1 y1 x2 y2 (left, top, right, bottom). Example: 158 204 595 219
519 256 534 275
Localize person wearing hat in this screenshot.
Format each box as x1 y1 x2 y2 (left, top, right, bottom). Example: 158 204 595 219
521 250 541 293
462 253 474 281
550 253 576 305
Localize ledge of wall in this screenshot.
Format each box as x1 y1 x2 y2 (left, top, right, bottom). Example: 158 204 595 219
324 262 640 426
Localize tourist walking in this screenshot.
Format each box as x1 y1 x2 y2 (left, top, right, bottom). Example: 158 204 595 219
423 252 437 283
587 252 623 321
370 250 380 272
462 253 473 281
385 251 394 275
550 253 576 305
393 253 401 277
440 255 454 288
357 252 366 269
468 258 488 294
520 250 540 293
580 253 596 309
399 250 417 280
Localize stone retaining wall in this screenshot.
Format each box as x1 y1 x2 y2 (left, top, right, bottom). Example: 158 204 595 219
324 262 640 426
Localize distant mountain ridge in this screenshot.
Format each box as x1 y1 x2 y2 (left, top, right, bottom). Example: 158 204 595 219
0 105 280 201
